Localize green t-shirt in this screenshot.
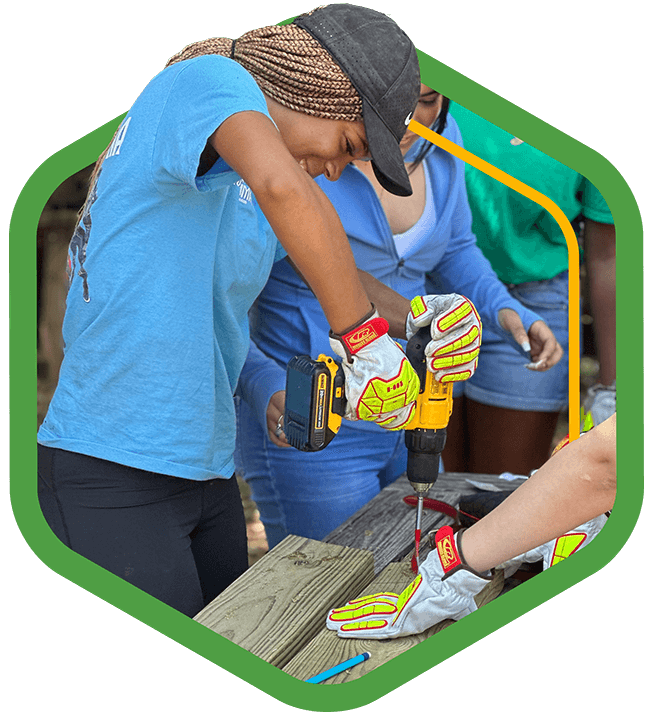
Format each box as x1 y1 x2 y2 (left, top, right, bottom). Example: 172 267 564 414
451 102 613 284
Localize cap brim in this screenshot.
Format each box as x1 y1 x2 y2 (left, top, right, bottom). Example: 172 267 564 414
363 98 412 197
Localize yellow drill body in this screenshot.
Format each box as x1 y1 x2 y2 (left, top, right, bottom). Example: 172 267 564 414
403 328 455 569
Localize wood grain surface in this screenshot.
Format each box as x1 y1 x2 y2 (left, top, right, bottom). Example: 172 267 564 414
195 472 521 673
323 472 524 575
193 535 375 668
282 558 504 683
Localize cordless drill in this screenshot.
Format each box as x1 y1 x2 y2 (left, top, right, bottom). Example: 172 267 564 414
283 326 453 565
403 326 454 568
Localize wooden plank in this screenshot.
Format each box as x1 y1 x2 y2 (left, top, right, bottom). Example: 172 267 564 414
193 535 375 668
323 472 525 574
283 559 504 683
323 474 460 574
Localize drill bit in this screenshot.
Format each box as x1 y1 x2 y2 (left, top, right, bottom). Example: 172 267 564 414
410 494 425 573
409 482 439 573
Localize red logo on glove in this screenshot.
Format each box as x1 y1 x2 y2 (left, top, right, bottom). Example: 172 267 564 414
436 526 461 573
343 317 390 354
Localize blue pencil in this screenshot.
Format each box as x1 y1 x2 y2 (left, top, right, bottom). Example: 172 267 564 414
305 651 371 684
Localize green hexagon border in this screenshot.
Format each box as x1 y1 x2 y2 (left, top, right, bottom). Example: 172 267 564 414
10 40 642 712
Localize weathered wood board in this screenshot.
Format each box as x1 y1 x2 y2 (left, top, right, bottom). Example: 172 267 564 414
323 475 459 575
196 472 521 673
323 472 525 575
283 558 504 683
194 535 375 668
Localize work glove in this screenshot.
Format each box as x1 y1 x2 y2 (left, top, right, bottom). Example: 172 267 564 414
497 513 608 578
326 526 491 639
405 294 482 383
330 307 419 430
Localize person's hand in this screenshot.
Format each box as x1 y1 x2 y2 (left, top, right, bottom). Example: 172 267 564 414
497 514 607 577
329 308 420 430
266 390 290 448
498 423 608 576
498 309 563 371
405 294 482 383
326 526 491 639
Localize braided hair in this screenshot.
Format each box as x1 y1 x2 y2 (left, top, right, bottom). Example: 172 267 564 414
84 13 362 200
167 24 362 121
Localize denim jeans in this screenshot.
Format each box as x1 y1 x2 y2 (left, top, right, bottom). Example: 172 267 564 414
235 397 408 548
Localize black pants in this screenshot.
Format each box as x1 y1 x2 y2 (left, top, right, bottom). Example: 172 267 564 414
37 444 248 617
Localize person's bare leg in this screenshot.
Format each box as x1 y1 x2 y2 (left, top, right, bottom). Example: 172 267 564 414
441 395 469 472
464 398 560 475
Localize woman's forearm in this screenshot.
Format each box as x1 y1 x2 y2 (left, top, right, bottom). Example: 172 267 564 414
210 111 372 334
585 220 616 384
260 177 373 333
460 414 616 573
357 270 411 339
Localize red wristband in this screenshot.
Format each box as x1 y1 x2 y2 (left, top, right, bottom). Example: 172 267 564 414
341 316 390 355
435 526 462 574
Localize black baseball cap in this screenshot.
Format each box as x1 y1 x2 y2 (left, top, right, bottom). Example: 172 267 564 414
294 4 420 197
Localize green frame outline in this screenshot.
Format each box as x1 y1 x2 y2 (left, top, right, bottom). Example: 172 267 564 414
10 44 642 712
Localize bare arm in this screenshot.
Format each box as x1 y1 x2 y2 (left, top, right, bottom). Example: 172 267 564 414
287 263 412 339
210 111 371 334
460 413 616 573
357 270 411 339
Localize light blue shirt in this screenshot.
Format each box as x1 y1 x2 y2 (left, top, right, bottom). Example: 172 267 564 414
39 55 286 480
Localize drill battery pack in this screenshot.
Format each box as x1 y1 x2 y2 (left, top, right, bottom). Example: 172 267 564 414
284 354 346 452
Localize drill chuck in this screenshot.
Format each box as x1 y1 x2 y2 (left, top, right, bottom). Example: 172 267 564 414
406 427 446 491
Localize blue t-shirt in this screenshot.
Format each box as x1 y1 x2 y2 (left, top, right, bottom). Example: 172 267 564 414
38 55 286 480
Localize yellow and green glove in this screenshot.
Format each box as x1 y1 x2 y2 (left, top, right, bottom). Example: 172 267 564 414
326 526 492 639
405 294 482 383
329 307 419 430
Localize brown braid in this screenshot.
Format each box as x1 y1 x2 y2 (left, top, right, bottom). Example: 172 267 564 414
83 14 361 211
165 25 362 120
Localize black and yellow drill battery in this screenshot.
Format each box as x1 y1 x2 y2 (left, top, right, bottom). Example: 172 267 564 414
283 354 346 451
